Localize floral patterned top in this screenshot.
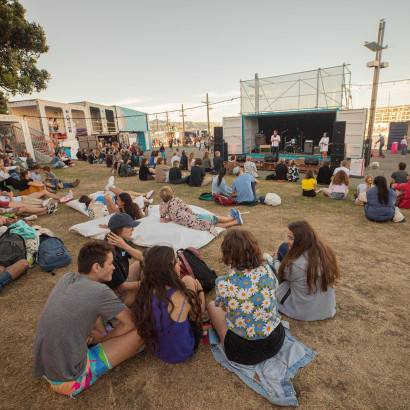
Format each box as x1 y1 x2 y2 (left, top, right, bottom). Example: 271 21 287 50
287 165 300 182
215 263 281 340
160 197 217 236
244 161 258 178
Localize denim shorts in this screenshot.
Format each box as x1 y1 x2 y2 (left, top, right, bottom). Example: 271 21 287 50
329 192 346 200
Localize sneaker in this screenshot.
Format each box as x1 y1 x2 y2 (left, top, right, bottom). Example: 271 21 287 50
318 188 323 192
146 189 155 200
105 176 115 191
42 198 53 207
72 179 80 188
60 195 74 204
148 198 154 204
24 215 38 221
67 190 73 198
63 165 69 168
47 203 57 214
234 210 243 226
229 208 236 218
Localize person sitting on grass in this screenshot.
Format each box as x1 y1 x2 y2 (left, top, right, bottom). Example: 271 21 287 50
189 158 212 187
134 245 204 363
88 149 99 164
139 158 156 181
362 176 397 222
392 173 410 209
169 160 189 184
266 157 288 181
226 154 240 175
188 152 195 171
30 165 57 192
179 150 188 170
390 162 408 186
212 167 233 197
43 166 80 190
155 157 170 183
243 156 258 178
0 191 57 216
159 186 242 237
333 159 350 176
316 161 333 185
355 174 373 206
211 150 224 174
266 220 340 321
232 166 259 204
103 213 143 307
207 229 285 365
0 218 29 293
33 240 143 397
52 152 67 169
323 170 349 200
202 151 213 172
26 153 35 170
287 160 300 182
301 169 322 197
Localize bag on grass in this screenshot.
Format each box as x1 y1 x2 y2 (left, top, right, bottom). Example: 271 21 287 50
0 228 26 268
37 235 72 272
213 193 238 206
177 247 217 292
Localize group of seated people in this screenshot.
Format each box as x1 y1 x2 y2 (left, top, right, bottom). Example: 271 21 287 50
27 213 340 396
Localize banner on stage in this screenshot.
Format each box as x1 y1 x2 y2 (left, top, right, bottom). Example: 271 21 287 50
350 158 365 177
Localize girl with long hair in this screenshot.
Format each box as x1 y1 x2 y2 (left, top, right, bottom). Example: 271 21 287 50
323 170 349 199
301 169 321 197
134 246 204 363
188 152 195 171
212 167 233 197
202 151 213 172
364 176 397 222
139 158 156 181
355 174 373 206
243 156 258 178
208 229 284 365
270 220 340 321
105 192 145 220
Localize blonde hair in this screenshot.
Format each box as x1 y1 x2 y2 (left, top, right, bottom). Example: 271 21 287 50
278 157 286 164
246 156 252 161
159 186 174 202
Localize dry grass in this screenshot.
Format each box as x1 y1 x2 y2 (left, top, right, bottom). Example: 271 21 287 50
1 161 409 409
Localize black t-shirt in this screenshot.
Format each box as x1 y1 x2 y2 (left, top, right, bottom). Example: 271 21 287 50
317 166 333 185
275 163 288 180
180 155 188 169
169 167 182 181
391 170 408 184
103 239 132 289
213 156 224 172
139 166 152 181
189 166 205 186
19 178 33 191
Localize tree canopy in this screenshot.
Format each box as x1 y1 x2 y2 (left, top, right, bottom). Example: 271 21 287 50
0 0 50 113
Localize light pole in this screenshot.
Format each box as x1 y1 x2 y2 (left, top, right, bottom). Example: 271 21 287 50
364 19 388 166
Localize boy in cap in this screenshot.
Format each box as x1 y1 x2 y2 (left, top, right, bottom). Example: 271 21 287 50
104 213 143 306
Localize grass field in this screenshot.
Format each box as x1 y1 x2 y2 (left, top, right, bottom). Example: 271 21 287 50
1 161 409 409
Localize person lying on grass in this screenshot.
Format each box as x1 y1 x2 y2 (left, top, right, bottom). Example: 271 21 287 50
207 229 285 366
33 240 143 397
158 185 242 237
265 220 341 321
42 166 80 190
134 245 204 363
0 190 57 215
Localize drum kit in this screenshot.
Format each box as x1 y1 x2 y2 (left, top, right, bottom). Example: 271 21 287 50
283 136 303 153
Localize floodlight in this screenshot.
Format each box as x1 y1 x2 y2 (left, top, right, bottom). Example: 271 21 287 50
364 41 387 52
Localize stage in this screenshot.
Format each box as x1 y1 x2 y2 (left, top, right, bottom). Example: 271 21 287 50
248 152 328 161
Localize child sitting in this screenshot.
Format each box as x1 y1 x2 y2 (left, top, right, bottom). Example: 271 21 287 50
159 186 242 236
169 161 188 184
43 166 80 189
301 170 322 197
355 174 373 206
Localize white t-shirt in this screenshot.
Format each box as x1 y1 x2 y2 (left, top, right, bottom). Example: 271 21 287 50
171 155 181 165
271 134 281 147
357 183 372 194
319 137 329 152
333 166 350 176
401 138 408 146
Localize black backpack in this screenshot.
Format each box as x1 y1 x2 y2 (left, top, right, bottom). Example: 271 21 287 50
0 228 27 268
177 247 217 292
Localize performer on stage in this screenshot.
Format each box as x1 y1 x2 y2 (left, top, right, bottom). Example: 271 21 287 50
271 130 280 155
319 132 329 162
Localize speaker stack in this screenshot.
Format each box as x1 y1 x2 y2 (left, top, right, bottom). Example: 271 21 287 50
264 153 278 163
304 140 314 155
331 121 346 167
237 154 246 162
214 126 223 157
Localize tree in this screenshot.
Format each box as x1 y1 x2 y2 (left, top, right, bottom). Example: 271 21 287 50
0 0 50 114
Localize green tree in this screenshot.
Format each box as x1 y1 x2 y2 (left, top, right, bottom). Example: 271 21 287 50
0 0 50 114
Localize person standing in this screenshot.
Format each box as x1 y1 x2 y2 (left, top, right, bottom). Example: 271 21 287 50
375 134 385 157
270 130 281 155
401 136 408 157
319 132 329 162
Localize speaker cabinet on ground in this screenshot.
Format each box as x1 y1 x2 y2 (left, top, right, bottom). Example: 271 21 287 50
332 121 346 144
223 142 228 161
214 127 223 145
304 157 319 166
237 154 246 162
304 140 314 154
264 153 278 163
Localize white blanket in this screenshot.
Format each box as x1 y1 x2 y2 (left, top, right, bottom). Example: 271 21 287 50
69 205 224 250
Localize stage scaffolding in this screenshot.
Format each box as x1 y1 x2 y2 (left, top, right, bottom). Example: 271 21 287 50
240 65 352 115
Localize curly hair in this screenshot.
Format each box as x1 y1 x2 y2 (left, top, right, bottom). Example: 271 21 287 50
133 246 202 351
332 170 350 186
278 220 340 294
221 229 263 270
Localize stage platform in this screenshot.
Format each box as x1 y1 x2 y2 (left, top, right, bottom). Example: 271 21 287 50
248 153 328 161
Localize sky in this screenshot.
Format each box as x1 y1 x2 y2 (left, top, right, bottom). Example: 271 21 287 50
13 0 410 122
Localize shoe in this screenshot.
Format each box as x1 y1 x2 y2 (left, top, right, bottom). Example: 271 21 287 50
72 179 80 188
42 198 53 207
47 203 57 214
60 195 74 204
105 176 115 191
229 208 236 218
146 198 153 204
24 215 38 221
68 190 73 198
318 188 323 192
63 165 69 168
234 210 243 226
146 189 155 200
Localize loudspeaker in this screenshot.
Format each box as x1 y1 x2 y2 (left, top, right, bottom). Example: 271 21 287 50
313 146 321 155
304 140 314 154
223 142 228 161
214 127 223 145
264 153 278 163
331 143 345 156
331 155 344 168
332 121 346 144
237 154 246 162
214 143 223 156
304 157 319 166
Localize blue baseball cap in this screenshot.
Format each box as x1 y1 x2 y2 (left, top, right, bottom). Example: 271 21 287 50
108 213 140 231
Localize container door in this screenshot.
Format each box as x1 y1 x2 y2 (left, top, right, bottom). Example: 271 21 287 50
336 109 367 158
222 116 242 154
243 116 258 154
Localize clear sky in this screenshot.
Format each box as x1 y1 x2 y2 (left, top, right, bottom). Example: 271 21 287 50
14 0 410 122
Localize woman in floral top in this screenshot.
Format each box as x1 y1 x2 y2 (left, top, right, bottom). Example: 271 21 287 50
208 229 284 365
287 160 300 182
243 156 258 178
158 186 242 237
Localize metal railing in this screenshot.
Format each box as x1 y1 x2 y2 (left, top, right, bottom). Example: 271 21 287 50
28 127 54 156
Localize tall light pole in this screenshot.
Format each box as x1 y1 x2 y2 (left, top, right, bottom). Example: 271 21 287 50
202 93 212 137
364 19 388 166
180 104 186 142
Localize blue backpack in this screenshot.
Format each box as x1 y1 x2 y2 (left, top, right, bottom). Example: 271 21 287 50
38 236 72 273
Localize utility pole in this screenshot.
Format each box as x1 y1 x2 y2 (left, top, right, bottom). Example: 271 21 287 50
202 93 212 137
156 115 160 145
180 104 186 141
166 111 170 135
364 19 388 166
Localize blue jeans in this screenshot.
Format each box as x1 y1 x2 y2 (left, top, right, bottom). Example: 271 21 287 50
402 145 408 156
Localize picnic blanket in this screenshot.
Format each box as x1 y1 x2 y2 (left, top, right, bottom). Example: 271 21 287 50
209 322 316 407
69 204 224 250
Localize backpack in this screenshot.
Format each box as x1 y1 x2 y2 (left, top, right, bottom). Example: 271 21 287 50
37 235 72 273
177 247 217 292
213 193 238 206
0 229 27 268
